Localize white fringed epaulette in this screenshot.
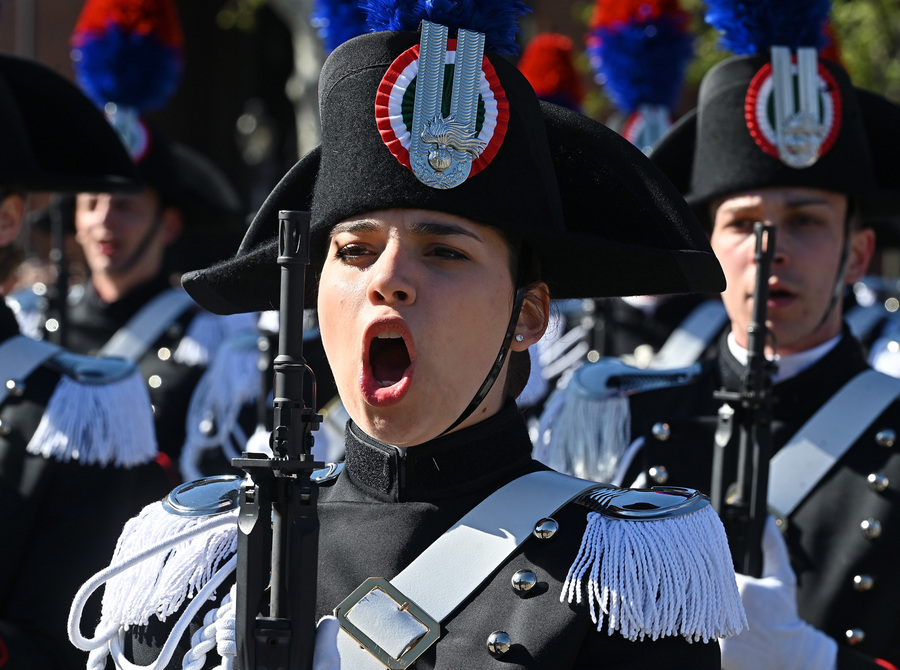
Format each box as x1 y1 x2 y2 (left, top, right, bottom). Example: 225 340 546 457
24 348 158 468
561 485 747 643
534 358 700 482
69 494 240 670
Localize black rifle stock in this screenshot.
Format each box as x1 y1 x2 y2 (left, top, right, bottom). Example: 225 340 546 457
232 210 323 670
712 222 777 578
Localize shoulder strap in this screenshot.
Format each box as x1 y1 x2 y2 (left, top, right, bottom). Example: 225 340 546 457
333 470 741 668
768 369 900 517
99 288 196 361
334 470 596 668
649 299 728 369
0 335 62 405
845 303 889 342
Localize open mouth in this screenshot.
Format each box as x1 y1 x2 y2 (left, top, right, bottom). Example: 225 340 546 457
369 331 411 388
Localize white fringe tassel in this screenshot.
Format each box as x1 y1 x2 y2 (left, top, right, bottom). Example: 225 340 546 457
26 372 158 467
100 502 238 627
561 505 747 642
534 390 630 483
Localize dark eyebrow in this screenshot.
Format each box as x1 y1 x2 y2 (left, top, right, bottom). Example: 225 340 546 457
784 197 833 209
408 221 483 242
330 219 484 242
330 220 380 237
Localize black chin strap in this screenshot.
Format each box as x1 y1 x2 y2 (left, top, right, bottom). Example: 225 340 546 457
810 200 855 338
111 206 168 276
440 285 528 437
440 245 534 437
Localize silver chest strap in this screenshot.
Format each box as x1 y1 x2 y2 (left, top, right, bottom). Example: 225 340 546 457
98 288 195 361
768 369 900 517
649 299 728 369
334 470 597 669
0 335 62 405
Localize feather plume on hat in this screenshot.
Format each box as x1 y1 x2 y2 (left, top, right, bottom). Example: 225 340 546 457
71 0 183 114
587 0 693 153
518 33 585 112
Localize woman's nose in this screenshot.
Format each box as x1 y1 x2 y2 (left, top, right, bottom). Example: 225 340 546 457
367 248 416 305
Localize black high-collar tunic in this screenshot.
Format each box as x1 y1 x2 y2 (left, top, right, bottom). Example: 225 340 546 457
628 329 900 669
0 299 169 669
127 402 721 669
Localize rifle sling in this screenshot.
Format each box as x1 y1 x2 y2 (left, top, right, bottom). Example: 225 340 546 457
768 368 900 517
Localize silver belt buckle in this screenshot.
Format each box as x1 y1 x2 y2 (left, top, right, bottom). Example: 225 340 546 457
334 577 440 669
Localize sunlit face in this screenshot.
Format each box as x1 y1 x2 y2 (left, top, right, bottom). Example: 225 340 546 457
317 209 520 447
710 187 873 355
75 190 175 289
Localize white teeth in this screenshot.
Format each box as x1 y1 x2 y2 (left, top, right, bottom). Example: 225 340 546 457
375 331 402 339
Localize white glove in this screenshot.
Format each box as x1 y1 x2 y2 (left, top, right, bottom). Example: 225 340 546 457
720 516 837 670
312 615 341 670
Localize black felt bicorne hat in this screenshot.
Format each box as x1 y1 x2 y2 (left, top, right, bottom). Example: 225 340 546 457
0 53 138 193
650 0 900 226
183 12 724 315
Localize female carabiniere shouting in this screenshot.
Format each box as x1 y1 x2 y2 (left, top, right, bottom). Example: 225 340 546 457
69 1 745 668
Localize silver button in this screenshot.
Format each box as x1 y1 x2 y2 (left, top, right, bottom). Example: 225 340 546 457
486 631 511 658
846 628 865 645
148 375 162 389
651 422 671 441
157 347 172 361
876 429 896 448
853 575 874 592
511 570 537 594
533 518 558 541
867 473 889 492
5 379 24 396
861 518 882 540
648 465 669 484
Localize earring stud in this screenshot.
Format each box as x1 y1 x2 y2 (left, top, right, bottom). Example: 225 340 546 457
515 334 525 342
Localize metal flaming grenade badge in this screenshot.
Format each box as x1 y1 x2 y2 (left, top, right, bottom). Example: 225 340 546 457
375 21 509 189
745 46 843 169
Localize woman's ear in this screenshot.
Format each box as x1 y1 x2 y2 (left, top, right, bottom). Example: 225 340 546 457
511 281 549 352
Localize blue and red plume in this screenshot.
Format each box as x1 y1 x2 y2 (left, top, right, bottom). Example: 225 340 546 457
71 0 184 112
587 0 693 114
703 0 832 55
361 0 530 56
518 33 585 112
312 0 369 54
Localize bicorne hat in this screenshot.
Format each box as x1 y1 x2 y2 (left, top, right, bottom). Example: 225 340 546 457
650 0 900 225
182 3 725 315
0 53 138 193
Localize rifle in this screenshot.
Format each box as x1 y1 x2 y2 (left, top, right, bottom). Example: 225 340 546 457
232 210 323 670
711 222 777 577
